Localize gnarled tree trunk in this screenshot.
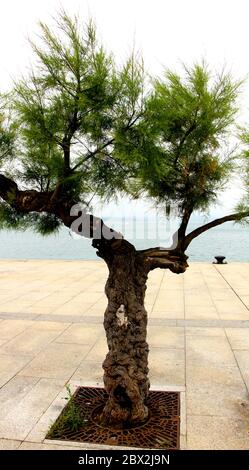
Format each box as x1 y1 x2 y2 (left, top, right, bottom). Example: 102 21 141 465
93 238 150 428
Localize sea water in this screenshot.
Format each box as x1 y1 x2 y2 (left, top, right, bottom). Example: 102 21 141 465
0 218 248 262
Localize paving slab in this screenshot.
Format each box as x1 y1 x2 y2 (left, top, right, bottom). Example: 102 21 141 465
233 350 249 390
186 335 237 367
0 319 35 340
186 365 248 419
187 415 249 450
226 328 249 350
84 336 108 362
0 325 69 357
147 326 184 349
55 324 101 345
0 376 40 420
0 378 65 440
18 343 92 379
0 439 21 450
149 348 185 387
70 360 104 385
0 354 33 388
186 327 225 337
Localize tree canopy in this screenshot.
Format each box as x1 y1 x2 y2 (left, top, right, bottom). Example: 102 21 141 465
141 65 239 211
0 13 248 260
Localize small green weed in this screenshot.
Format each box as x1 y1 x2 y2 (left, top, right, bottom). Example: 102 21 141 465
47 385 83 437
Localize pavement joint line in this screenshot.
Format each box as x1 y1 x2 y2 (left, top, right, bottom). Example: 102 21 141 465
1 312 249 327
51 288 105 316
222 341 249 397
21 377 48 443
0 317 73 363
214 265 249 312
217 282 249 397
0 354 40 392
149 270 165 315
183 268 188 447
201 265 220 319
223 324 249 396
75 327 105 367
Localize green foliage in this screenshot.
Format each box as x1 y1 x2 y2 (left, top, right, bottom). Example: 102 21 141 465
12 13 114 195
0 95 16 165
235 202 249 225
0 203 27 230
0 203 61 235
236 128 249 220
133 63 241 215
32 213 61 235
9 12 146 206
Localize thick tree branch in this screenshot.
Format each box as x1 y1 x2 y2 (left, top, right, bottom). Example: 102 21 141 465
0 175 18 202
184 211 249 249
0 173 122 242
137 246 188 273
177 207 192 243
0 174 53 212
138 247 171 257
146 256 188 273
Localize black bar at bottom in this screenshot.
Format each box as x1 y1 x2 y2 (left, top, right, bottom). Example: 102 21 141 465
0 450 248 468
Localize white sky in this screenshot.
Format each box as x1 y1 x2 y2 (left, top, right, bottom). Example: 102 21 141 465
1 0 249 216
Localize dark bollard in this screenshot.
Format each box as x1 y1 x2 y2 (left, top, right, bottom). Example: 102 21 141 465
213 256 227 264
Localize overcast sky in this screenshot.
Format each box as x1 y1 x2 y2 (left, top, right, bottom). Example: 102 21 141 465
1 0 249 217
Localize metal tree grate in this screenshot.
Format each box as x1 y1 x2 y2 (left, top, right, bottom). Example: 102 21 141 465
47 386 180 449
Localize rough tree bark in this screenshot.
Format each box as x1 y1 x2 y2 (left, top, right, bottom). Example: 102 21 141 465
92 238 189 428
93 238 150 427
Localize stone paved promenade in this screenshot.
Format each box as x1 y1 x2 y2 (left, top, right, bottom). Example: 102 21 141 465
0 260 249 450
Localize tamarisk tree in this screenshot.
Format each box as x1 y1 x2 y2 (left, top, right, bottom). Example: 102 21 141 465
0 14 248 428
